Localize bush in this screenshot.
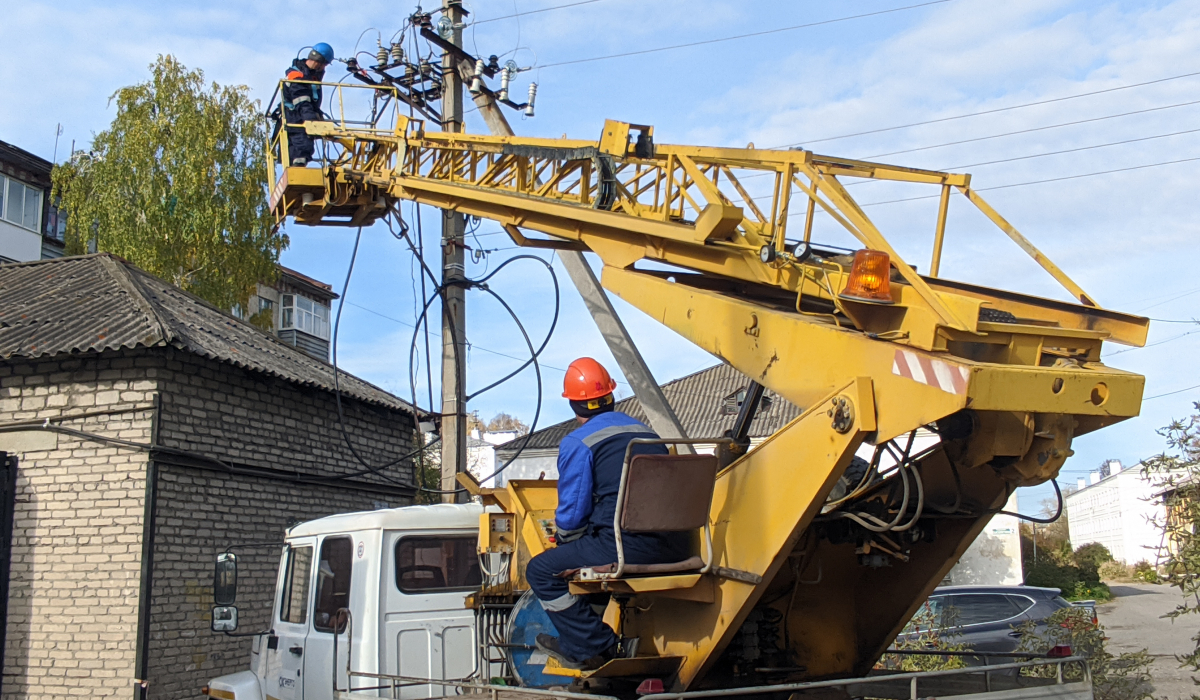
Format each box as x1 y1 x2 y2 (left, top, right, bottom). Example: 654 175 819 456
1024 559 1100 591
879 605 967 672
1071 581 1113 603
1098 560 1130 581
1074 543 1114 571
1014 607 1152 700
1132 560 1159 583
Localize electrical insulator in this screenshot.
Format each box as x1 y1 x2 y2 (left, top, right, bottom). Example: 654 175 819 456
470 58 484 93
498 67 511 101
525 82 538 117
390 43 404 63
376 41 388 67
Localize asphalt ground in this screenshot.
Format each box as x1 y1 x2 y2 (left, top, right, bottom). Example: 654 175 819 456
1098 583 1198 699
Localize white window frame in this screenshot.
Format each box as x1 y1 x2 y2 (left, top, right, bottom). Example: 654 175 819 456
280 293 330 340
0 174 43 233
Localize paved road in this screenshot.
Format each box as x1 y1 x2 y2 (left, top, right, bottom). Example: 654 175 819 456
1099 583 1196 699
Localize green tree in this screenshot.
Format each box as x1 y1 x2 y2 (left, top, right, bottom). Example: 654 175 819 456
487 412 529 435
1142 403 1200 669
1014 607 1152 700
52 55 285 326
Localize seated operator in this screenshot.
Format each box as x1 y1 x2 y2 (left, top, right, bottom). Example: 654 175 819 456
529 357 692 670
282 42 334 166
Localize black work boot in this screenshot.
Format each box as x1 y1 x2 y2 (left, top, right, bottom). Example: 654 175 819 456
535 633 584 670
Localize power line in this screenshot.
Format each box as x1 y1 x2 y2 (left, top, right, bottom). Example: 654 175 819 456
473 0 608 24
537 0 953 69
938 127 1200 171
814 155 1200 211
861 99 1200 160
1145 384 1200 401
775 69 1200 149
1108 329 1200 356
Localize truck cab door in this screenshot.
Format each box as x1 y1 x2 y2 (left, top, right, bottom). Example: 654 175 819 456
267 540 316 700
303 535 357 700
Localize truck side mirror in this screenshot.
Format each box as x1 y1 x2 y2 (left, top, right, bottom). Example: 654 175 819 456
214 552 238 605
211 605 239 632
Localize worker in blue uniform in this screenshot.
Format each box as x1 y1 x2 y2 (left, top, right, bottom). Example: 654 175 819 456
530 358 692 669
282 42 334 166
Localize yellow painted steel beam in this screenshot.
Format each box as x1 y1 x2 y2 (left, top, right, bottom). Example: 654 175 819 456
602 267 1143 444
630 379 875 688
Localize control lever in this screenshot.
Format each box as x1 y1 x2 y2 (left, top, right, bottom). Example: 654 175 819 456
289 645 304 656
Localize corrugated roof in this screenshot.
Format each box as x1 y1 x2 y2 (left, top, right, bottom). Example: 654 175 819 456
496 363 801 453
0 253 412 413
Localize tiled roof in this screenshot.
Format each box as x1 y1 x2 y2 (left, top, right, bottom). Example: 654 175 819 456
0 253 411 412
495 363 801 453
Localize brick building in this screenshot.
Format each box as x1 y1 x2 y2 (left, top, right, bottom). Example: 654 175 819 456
0 254 420 699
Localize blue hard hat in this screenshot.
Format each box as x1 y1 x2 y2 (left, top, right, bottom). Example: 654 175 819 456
310 42 334 64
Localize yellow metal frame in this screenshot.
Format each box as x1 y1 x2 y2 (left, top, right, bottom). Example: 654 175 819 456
271 101 1150 691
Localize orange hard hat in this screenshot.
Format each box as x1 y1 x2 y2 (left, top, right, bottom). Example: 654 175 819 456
562 357 617 401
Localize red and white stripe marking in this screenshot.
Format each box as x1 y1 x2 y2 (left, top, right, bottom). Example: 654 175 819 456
892 350 969 395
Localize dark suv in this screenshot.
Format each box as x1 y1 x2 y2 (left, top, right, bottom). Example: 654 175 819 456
898 585 1073 654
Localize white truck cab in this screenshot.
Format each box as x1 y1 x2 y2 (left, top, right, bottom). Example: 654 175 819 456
206 503 486 700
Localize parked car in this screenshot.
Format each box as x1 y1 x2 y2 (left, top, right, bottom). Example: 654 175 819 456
897 585 1074 655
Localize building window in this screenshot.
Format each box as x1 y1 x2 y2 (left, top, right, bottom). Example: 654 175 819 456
259 297 275 314
44 199 67 241
721 387 774 416
0 175 43 232
281 293 330 339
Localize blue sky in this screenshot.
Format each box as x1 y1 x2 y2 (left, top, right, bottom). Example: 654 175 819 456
5 0 1200 514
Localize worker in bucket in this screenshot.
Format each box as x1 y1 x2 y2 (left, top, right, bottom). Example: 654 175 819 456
282 42 334 166
530 358 691 669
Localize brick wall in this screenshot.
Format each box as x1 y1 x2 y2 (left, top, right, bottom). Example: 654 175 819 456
145 350 416 700
154 349 416 484
0 348 417 700
145 467 394 700
0 353 157 699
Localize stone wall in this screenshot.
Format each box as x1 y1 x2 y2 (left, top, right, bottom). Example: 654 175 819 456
0 353 157 699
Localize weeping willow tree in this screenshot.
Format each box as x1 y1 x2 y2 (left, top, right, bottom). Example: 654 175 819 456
52 55 287 327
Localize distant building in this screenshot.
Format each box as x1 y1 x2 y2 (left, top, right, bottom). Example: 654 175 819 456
495 363 1021 585
1066 461 1168 564
0 139 66 263
467 428 521 488
233 265 338 362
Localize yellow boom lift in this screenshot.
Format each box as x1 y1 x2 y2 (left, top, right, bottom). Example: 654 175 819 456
267 82 1147 692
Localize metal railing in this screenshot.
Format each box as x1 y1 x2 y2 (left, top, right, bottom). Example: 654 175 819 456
264 80 407 186
640 655 1090 700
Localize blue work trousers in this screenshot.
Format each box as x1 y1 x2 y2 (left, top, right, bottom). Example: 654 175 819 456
285 102 320 163
526 528 690 661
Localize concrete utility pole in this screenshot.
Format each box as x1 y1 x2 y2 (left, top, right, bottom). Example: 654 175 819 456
439 0 469 503
450 60 692 454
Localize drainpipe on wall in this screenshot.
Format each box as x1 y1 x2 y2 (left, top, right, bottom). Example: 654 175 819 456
134 394 162 699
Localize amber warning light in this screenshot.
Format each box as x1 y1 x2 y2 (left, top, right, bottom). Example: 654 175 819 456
840 249 893 303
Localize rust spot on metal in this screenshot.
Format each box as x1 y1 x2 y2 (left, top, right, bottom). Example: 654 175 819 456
759 352 779 381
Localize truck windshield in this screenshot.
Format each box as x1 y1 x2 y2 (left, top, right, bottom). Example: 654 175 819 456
395 536 482 593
